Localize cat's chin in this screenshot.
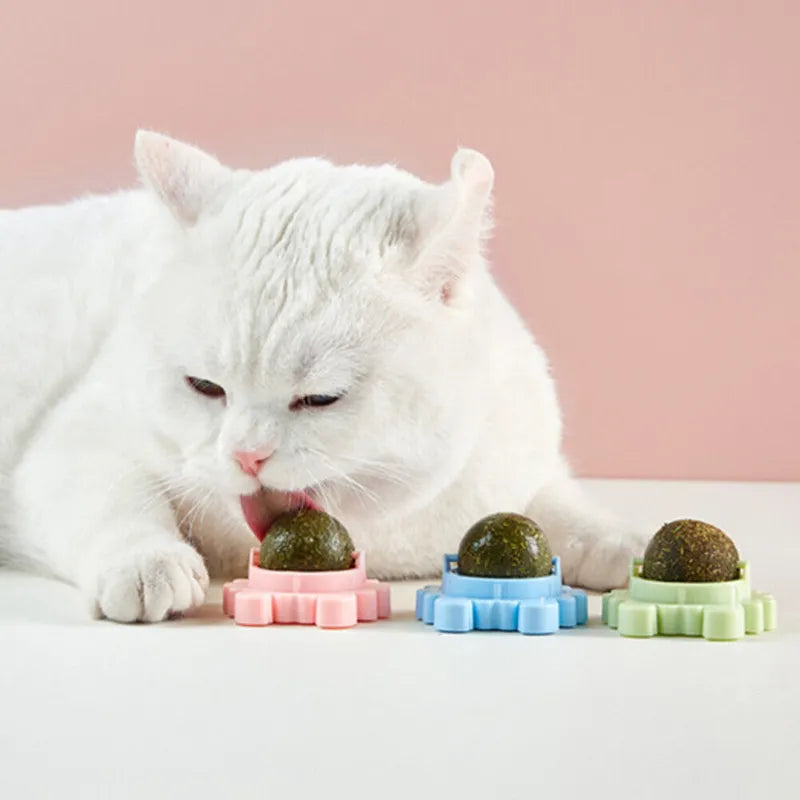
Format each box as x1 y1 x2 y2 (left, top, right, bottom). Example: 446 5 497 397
239 487 321 541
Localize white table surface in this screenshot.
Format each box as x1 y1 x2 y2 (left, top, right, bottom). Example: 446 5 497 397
1 479 798 800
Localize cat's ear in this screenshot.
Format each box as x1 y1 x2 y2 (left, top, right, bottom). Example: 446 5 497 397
412 148 494 306
134 131 230 225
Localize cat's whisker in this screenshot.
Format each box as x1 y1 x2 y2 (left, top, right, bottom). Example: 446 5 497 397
297 453 342 514
101 463 162 504
302 446 412 497
126 481 179 519
173 483 211 529
311 448 413 488
128 474 202 523
302 447 382 512
329 453 412 482
331 451 412 479
182 487 215 544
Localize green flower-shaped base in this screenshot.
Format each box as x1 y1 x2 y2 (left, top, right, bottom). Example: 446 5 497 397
602 560 776 640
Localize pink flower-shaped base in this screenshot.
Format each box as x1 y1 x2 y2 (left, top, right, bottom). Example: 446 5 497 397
223 549 391 628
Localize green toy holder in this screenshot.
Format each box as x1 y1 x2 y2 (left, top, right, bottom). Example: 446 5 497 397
602 559 776 640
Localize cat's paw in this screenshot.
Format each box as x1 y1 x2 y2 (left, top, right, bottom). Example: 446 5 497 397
92 542 209 623
560 529 650 591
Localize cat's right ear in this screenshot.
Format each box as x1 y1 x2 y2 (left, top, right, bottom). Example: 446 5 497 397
408 148 494 307
134 131 230 225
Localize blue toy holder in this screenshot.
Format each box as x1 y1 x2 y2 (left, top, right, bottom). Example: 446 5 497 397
416 555 587 634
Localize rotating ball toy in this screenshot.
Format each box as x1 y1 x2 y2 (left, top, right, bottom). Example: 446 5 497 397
223 510 390 628
602 519 776 640
416 513 587 634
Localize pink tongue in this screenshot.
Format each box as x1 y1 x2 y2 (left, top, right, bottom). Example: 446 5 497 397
240 488 320 541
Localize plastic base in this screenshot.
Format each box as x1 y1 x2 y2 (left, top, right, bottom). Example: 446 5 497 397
416 555 587 634
223 549 391 628
602 560 777 640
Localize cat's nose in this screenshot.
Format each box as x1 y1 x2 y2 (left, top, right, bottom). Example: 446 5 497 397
233 448 274 477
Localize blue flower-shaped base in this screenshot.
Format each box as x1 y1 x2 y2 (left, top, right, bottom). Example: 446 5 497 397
416 555 587 634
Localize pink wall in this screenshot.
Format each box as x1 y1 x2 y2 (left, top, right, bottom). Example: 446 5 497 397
1 1 798 480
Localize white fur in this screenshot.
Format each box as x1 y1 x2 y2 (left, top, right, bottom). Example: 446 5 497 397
0 131 648 622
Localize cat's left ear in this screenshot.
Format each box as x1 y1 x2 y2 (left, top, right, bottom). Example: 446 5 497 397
412 148 494 306
134 130 231 225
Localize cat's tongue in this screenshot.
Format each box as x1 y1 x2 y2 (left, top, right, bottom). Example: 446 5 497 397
240 488 320 541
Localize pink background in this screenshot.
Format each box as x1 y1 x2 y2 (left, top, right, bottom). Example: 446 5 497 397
1 1 798 480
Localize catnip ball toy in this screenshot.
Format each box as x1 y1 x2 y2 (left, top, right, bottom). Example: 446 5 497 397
457 512 553 578
641 519 740 583
259 509 355 572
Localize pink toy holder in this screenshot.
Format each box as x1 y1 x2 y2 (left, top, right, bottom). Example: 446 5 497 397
223 548 391 628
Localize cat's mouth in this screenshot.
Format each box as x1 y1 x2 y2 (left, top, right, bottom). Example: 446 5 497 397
239 488 321 541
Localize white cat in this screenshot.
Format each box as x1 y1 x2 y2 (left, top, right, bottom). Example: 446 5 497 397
0 131 647 622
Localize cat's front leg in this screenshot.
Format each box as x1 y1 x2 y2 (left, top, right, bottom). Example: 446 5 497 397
84 529 209 622
11 443 209 622
526 476 651 591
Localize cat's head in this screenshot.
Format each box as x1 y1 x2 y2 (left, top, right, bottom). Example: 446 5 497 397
131 131 494 536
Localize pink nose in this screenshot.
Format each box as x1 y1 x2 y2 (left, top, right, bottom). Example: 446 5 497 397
234 448 273 476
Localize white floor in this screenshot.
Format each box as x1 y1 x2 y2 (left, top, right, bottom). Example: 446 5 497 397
1 479 798 800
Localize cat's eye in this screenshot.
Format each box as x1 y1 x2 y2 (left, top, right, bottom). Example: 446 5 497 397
185 376 226 400
290 394 342 411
